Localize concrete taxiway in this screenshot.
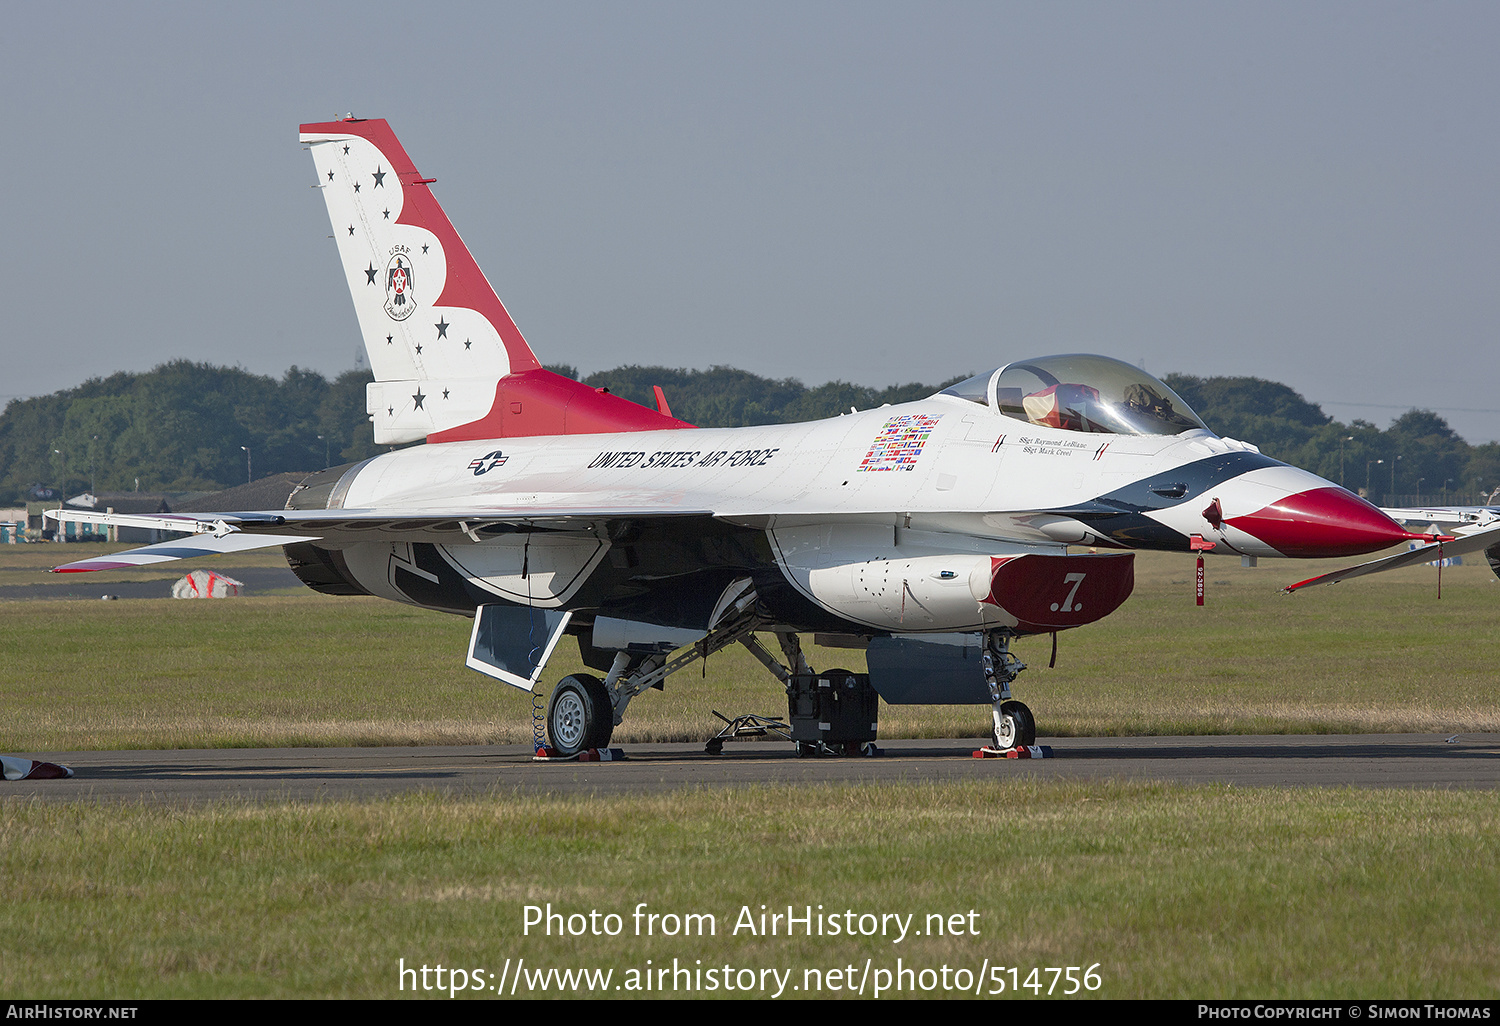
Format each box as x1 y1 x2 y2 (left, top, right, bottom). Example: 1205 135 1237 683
4 734 1497 802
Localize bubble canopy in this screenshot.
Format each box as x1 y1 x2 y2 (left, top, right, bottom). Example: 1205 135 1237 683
938 354 1208 436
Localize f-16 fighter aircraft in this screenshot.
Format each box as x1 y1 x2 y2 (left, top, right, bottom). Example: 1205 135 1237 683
46 117 1456 756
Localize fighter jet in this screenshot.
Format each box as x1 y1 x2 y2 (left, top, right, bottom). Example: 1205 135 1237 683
47 118 1450 756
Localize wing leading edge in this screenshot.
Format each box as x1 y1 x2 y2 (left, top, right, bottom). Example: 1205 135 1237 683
44 504 715 574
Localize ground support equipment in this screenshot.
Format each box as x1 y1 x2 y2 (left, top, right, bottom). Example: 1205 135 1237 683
704 710 792 755
532 746 626 762
972 744 1054 759
786 668 880 758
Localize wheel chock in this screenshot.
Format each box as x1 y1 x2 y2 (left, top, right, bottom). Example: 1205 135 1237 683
577 747 625 762
532 747 626 762
972 744 1053 759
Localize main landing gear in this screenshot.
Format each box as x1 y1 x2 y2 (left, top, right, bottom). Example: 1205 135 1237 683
544 593 768 758
983 631 1036 751
545 674 615 757
542 591 882 760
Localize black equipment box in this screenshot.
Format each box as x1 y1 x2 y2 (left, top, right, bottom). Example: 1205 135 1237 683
787 670 879 743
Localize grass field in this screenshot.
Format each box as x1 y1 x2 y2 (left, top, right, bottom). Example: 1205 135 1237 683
3 544 1498 1000
2 544 1495 750
3 782 1497 999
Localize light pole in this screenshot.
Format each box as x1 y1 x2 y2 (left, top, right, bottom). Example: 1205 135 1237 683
1366 459 1383 496
51 449 67 543
240 446 252 485
1390 455 1401 501
317 434 330 470
1338 435 1354 487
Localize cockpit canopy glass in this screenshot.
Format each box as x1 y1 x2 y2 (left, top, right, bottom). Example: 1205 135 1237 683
938 354 1207 436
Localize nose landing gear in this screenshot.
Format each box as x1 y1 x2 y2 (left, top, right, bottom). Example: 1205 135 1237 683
983 631 1037 752
992 700 1036 751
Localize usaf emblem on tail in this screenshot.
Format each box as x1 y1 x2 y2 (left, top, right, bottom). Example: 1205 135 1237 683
384 249 415 320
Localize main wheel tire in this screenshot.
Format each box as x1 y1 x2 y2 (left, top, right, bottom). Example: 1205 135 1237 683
992 700 1036 750
547 674 614 756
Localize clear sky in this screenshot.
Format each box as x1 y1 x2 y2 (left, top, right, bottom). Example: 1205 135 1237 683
4 2 1497 441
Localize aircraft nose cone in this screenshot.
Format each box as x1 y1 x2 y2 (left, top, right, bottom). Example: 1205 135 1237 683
1225 486 1428 558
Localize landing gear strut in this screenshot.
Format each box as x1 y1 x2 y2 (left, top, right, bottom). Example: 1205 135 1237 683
983 631 1035 750
545 589 884 759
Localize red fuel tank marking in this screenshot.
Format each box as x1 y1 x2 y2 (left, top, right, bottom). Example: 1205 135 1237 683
984 552 1135 634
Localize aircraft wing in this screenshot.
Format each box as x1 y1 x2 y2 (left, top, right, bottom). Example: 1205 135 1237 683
1282 521 1500 592
45 501 716 574
1382 506 1500 529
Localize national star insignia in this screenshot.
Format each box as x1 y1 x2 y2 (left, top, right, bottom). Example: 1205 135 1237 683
387 406 394 416
327 170 334 181
372 167 386 187
366 264 378 285
415 343 423 354
421 244 428 254
442 389 449 399
435 318 449 339
412 389 426 410
386 334 393 345
353 182 361 193
463 339 471 349
383 209 390 219
342 145 349 154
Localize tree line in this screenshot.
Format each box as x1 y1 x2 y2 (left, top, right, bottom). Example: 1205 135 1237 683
1160 374 1498 502
0 362 381 501
1 360 1495 505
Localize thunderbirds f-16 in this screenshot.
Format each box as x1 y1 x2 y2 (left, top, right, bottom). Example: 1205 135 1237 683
47 118 1500 757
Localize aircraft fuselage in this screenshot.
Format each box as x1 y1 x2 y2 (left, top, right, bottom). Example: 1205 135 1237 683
282 393 1404 640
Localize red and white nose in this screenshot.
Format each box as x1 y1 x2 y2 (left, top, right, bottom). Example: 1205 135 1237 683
1224 486 1431 558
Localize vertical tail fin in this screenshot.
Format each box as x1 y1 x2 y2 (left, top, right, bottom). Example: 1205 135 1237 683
300 118 540 384
300 118 689 442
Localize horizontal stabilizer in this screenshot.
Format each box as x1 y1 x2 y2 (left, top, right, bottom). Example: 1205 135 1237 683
51 532 322 573
45 508 251 535
1282 522 1500 592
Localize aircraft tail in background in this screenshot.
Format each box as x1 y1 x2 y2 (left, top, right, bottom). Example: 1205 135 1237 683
299 117 689 443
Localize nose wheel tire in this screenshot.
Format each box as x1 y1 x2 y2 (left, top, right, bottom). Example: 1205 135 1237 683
547 674 614 756
992 700 1036 751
